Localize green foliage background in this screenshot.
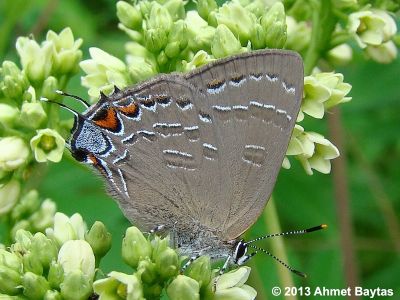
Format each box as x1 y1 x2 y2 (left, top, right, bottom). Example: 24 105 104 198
1 0 399 299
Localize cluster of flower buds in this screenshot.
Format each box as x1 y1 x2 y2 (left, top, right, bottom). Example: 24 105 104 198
81 0 289 95
0 138 57 236
4 189 56 239
0 212 111 299
0 28 83 229
93 226 256 300
15 27 82 85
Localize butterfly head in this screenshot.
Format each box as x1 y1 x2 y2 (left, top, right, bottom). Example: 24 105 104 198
230 224 327 276
233 240 255 265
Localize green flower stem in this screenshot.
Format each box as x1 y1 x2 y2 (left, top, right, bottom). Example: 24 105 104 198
263 196 297 298
286 0 306 17
304 0 337 75
332 8 350 22
47 103 60 129
58 75 70 92
330 32 352 49
46 75 71 130
1 127 30 139
2 215 13 245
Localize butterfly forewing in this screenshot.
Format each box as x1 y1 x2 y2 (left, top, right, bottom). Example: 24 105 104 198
71 50 303 241
98 77 207 230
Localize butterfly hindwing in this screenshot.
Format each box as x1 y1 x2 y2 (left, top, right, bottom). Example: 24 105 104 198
184 50 303 239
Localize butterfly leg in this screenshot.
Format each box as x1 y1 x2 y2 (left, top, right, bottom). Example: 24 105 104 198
149 224 166 234
147 224 176 238
180 254 201 274
237 251 257 265
144 225 166 236
65 142 71 151
213 255 232 291
168 221 182 249
147 224 181 250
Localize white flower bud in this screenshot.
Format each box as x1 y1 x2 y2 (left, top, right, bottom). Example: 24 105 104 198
58 240 95 280
46 212 87 245
0 104 19 127
0 137 29 171
16 37 53 85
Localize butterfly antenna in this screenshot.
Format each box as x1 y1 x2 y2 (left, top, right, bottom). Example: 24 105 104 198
246 224 327 244
56 90 90 109
40 97 78 150
40 97 80 118
248 244 307 278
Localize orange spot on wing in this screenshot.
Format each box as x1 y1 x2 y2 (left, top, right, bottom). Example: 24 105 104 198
118 103 139 117
93 108 120 131
207 78 225 89
88 153 98 165
88 153 106 175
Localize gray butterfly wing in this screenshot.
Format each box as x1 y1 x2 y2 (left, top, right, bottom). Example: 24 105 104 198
71 50 303 240
184 50 303 240
116 77 215 230
75 76 209 231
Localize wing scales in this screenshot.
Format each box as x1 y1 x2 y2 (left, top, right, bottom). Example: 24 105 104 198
77 50 303 239
184 50 303 239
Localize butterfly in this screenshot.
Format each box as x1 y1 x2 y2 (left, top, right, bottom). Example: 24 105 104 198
56 49 324 278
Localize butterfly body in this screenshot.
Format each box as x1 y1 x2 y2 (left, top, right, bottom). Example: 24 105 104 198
69 49 304 267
